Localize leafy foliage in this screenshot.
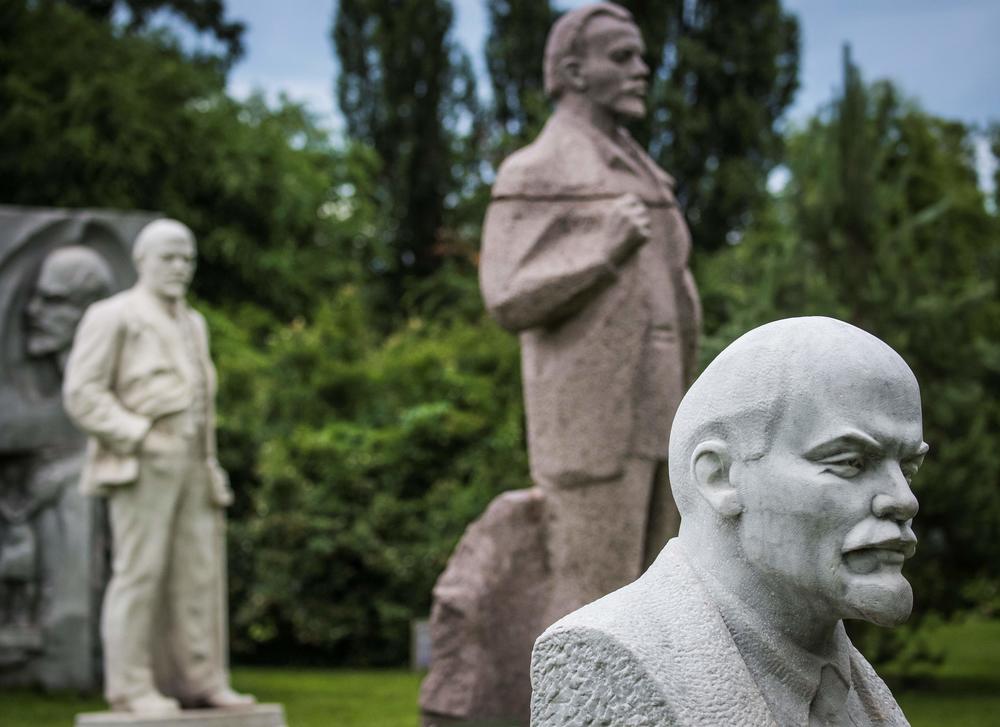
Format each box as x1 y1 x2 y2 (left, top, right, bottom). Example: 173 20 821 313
699 48 1000 650
332 0 483 312
0 0 370 319
484 0 556 154
64 0 245 65
206 292 526 664
619 0 800 251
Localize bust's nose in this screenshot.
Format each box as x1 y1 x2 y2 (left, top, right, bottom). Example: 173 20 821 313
871 463 919 522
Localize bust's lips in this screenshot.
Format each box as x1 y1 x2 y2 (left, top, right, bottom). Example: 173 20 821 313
842 536 917 574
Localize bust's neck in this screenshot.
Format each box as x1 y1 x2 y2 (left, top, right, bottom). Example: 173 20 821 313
680 528 840 655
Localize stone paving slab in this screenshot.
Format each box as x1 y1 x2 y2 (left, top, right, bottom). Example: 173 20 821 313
75 704 286 727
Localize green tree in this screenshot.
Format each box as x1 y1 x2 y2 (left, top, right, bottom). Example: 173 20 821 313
991 122 1000 211
0 0 367 319
700 48 1000 650
618 0 800 251
210 291 525 664
332 0 482 311
64 0 245 65
483 0 556 153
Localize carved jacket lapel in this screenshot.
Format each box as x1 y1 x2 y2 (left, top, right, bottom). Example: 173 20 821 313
645 541 778 726
129 287 192 385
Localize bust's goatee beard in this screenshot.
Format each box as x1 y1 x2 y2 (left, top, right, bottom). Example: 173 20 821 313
846 577 913 627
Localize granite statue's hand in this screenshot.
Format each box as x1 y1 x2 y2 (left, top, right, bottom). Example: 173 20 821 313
608 192 651 264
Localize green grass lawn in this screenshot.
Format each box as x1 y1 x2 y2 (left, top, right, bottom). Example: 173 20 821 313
892 617 1000 727
3 618 998 726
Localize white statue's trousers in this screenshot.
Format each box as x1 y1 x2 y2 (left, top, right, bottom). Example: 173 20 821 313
540 457 679 625
102 448 226 705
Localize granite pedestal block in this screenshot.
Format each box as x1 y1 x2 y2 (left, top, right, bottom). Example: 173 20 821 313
75 704 286 727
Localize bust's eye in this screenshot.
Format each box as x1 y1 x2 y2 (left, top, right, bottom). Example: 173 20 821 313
901 460 921 483
821 453 866 478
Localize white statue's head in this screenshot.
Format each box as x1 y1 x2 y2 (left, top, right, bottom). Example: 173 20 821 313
543 2 649 121
669 317 927 627
133 219 197 302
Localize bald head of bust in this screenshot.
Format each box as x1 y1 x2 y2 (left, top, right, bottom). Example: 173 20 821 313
669 317 926 628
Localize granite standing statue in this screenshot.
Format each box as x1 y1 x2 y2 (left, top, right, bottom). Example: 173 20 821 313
421 3 701 724
480 0 700 628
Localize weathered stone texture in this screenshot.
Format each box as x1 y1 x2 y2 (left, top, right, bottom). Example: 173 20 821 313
421 489 548 727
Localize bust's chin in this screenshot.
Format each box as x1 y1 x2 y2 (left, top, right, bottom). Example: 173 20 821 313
843 573 913 627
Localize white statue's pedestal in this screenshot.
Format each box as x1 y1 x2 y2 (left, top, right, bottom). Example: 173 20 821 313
74 704 287 727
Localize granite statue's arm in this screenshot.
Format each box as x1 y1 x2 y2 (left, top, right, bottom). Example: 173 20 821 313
530 624 676 727
480 196 644 332
63 301 151 455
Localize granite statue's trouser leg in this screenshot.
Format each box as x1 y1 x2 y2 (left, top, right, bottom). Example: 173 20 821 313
102 453 185 704
541 457 679 625
162 457 226 702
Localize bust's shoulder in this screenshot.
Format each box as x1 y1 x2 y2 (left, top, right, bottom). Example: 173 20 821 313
540 542 691 651
530 552 687 725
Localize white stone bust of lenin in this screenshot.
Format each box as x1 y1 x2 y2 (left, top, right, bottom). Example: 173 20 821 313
530 317 924 727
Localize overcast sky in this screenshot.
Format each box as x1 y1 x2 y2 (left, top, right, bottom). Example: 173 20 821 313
223 0 999 183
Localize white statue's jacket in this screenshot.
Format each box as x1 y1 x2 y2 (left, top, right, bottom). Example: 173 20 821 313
64 285 231 506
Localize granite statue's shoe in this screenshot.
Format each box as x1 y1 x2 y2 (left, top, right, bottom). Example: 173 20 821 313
201 687 257 709
111 692 181 715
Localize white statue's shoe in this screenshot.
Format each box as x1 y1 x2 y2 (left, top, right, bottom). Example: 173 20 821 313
201 687 257 709
112 692 181 715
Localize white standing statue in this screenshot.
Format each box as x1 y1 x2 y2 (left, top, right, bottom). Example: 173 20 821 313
63 219 254 715
531 317 924 726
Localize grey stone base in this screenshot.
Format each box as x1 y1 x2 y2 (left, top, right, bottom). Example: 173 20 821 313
75 704 286 727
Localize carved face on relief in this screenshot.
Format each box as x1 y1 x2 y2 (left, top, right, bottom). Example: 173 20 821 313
734 352 927 627
26 247 112 358
577 15 649 120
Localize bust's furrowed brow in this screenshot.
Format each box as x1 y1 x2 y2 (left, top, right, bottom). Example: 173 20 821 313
805 429 928 461
803 430 883 460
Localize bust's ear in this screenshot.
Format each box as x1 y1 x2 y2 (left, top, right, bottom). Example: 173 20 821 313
558 57 586 93
692 441 743 518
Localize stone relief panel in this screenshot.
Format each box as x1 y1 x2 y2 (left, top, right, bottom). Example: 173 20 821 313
0 206 158 690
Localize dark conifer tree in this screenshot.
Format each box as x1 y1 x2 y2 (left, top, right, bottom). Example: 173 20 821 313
64 0 245 64
332 0 479 306
484 0 556 152
618 0 800 251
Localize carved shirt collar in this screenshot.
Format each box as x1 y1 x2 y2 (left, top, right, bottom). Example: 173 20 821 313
688 554 859 726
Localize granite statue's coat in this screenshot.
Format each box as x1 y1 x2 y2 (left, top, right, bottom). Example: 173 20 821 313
481 110 700 487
